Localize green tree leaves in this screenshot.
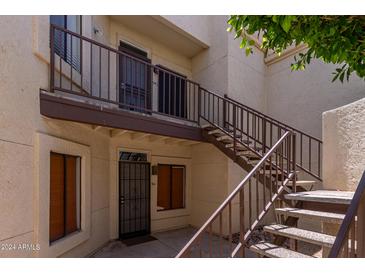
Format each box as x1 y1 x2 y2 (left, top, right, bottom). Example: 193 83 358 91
227 15 365 82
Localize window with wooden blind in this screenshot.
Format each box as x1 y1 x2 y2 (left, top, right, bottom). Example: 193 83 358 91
157 164 185 211
50 152 81 243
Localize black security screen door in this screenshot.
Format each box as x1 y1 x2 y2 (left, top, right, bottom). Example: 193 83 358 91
118 42 152 113
119 157 151 239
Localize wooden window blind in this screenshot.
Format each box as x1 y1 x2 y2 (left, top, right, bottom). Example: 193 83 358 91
157 164 185 211
50 152 81 243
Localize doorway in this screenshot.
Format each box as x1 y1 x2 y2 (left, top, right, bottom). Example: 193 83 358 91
118 41 152 113
119 152 151 239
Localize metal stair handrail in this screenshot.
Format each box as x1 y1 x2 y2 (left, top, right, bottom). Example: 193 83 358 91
329 170 365 258
176 131 296 257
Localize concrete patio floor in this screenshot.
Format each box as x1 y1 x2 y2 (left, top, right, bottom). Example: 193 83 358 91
90 226 257 258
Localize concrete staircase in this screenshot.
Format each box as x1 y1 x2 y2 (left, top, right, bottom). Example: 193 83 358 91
248 190 353 258
178 115 355 258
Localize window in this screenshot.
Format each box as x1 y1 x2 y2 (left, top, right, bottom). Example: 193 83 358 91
157 164 185 211
49 152 81 243
50 15 81 72
157 66 187 118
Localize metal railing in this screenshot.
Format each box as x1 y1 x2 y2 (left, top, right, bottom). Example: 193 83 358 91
329 171 365 258
48 25 328 258
176 131 296 257
49 25 321 184
224 94 322 181
50 24 200 124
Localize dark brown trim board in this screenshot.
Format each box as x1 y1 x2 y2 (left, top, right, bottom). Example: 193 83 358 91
39 92 205 142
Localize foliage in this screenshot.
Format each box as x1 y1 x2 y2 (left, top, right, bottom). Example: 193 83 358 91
227 16 365 82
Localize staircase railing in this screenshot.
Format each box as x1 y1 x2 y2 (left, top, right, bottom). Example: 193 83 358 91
329 171 365 258
224 94 322 181
176 131 296 257
49 25 320 183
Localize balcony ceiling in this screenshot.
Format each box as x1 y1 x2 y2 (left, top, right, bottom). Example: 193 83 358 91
110 15 209 58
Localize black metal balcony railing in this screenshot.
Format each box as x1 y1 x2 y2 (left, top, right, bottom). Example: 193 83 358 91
50 24 200 123
49 24 322 182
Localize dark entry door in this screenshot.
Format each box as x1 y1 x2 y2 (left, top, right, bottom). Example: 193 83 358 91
119 161 151 239
118 41 152 113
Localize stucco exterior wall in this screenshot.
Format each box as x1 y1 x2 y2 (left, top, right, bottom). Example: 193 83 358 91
192 16 228 94
162 15 211 47
323 98 365 191
266 56 365 138
190 143 228 230
1 14 365 258
0 15 203 258
0 15 48 258
109 17 192 78
227 34 266 112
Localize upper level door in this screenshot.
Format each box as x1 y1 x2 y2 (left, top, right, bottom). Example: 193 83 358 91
118 41 152 113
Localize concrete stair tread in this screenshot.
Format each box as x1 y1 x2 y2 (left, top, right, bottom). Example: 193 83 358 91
284 190 354 205
287 180 316 186
238 150 261 157
249 241 314 258
207 129 226 136
275 207 345 224
264 224 336 248
201 124 216 130
279 180 317 187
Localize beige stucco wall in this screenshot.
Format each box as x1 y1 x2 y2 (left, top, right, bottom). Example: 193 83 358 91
162 15 211 47
0 15 210 258
266 56 365 139
190 143 228 230
323 97 365 191
0 15 48 258
192 16 228 94
109 17 192 78
1 14 364 258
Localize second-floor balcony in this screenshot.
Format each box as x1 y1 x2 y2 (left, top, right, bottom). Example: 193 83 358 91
43 24 205 141
42 24 322 181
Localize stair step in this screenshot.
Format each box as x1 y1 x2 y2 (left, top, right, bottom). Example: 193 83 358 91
286 180 316 187
225 140 252 148
207 129 226 136
284 190 353 205
277 181 316 189
201 124 216 130
249 241 314 258
216 135 247 143
261 169 283 175
237 150 260 157
216 135 232 142
275 207 345 224
264 224 336 248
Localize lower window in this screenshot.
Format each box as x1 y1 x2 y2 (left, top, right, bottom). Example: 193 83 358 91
49 152 81 243
157 164 185 211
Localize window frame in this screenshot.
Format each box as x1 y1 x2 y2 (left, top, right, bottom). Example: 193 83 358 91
49 151 81 244
157 164 186 211
50 15 82 72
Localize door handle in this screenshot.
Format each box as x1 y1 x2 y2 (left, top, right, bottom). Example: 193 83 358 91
120 196 125 204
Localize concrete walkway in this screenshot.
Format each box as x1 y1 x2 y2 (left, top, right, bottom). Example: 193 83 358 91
90 226 256 258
